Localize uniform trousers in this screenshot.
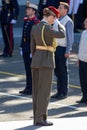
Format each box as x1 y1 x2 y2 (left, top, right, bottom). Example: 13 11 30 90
79 60 87 99
23 52 32 93
1 23 14 56
32 67 53 124
54 46 68 96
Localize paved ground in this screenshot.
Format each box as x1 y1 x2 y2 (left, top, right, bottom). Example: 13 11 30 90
0 32 87 129
0 117 87 130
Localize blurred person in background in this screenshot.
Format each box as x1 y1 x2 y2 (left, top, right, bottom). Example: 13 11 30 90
37 0 68 20
83 0 87 20
68 0 84 32
0 0 19 57
76 18 87 103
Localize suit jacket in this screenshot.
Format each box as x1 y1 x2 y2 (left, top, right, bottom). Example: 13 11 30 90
31 21 65 69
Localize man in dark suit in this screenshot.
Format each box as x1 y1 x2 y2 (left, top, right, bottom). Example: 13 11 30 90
0 0 19 57
83 0 87 20
37 0 68 20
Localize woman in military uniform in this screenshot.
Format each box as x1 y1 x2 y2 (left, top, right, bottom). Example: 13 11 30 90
30 6 65 126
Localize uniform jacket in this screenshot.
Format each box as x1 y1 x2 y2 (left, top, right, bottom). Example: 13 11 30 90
31 21 65 69
21 16 40 53
0 0 19 24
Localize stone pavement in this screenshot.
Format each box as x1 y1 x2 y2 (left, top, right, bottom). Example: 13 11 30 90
0 1 86 129
0 117 87 130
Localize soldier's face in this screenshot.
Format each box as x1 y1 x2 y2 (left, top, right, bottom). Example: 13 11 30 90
48 15 56 25
26 8 35 17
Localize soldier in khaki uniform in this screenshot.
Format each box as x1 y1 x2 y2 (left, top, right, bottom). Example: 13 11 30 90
30 6 65 126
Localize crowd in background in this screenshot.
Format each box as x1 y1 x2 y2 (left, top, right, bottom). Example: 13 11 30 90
68 0 87 32
37 0 87 32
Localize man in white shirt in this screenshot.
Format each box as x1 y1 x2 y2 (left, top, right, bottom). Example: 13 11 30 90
76 18 87 103
52 2 74 100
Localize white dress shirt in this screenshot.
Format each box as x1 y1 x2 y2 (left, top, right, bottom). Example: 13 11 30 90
78 30 87 62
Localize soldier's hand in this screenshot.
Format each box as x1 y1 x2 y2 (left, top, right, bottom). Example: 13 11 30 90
30 53 32 58
58 22 65 31
11 19 17 24
20 48 23 56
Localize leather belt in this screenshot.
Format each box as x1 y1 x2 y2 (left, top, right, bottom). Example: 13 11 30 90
36 45 55 52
